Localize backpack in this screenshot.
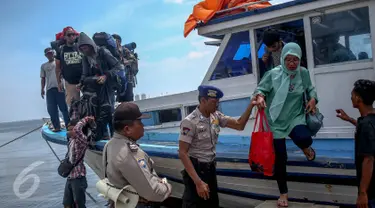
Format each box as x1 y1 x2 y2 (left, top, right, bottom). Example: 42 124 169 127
92 32 120 60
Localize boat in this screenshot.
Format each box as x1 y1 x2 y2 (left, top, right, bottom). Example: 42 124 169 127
42 0 375 207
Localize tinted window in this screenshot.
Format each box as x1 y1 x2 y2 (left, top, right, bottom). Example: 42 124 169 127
158 108 181 123
187 105 198 115
219 98 250 117
310 7 372 66
210 31 252 80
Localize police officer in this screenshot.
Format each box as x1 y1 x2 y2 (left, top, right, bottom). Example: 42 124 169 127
178 85 256 208
103 102 172 208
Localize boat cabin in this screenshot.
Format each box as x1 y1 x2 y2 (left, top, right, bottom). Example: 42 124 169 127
135 0 375 139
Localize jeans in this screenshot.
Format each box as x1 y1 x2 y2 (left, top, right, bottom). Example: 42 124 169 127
102 91 115 138
274 125 313 194
117 82 134 102
63 176 87 208
46 87 70 129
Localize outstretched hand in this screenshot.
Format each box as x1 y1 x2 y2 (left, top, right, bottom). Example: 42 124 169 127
255 95 267 109
335 109 350 122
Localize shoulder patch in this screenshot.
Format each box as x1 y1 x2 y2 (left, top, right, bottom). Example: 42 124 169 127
182 127 191 135
137 158 147 169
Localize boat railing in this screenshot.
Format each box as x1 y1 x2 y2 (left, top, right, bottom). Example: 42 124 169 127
216 0 271 15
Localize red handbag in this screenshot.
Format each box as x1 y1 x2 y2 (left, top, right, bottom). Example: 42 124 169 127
248 109 275 176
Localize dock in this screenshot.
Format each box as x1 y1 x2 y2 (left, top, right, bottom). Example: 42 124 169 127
255 201 339 208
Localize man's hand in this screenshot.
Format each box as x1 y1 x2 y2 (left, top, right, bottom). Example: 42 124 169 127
336 109 351 122
255 94 267 109
57 82 64 92
356 192 368 208
195 180 210 200
306 98 317 114
76 83 82 91
85 116 95 122
262 53 269 65
41 89 45 99
97 75 107 84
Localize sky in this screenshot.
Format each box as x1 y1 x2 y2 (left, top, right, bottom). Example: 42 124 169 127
0 0 290 122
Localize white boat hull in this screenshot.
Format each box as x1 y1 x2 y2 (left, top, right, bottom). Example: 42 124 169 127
84 149 357 208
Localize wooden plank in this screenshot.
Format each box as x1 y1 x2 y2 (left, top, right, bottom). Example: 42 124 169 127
255 200 339 208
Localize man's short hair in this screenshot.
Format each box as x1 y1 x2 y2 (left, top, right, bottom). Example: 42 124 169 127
263 30 281 47
44 47 53 55
353 79 375 106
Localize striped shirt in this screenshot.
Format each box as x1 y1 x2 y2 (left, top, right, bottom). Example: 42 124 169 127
68 118 89 179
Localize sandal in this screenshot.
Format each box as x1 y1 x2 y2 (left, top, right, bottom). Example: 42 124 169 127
277 198 289 207
305 147 316 161
52 128 61 132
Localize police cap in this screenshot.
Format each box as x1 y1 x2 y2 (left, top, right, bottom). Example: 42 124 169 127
198 85 224 99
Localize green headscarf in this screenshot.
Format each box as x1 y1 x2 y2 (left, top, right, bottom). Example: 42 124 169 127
269 42 302 122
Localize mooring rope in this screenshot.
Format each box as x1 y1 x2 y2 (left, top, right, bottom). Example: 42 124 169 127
0 125 43 149
41 123 100 206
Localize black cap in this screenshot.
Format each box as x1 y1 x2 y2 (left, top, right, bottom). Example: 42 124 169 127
113 102 151 121
112 34 122 42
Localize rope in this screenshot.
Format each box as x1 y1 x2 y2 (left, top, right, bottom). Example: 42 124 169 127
0 120 100 206
0 125 43 149
43 134 100 205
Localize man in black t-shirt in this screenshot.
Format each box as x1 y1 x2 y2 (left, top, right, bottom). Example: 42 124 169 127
55 27 83 107
336 79 375 208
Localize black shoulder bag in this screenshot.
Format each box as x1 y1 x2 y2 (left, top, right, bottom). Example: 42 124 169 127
57 145 87 178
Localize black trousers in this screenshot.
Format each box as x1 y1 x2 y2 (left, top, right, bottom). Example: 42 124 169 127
182 157 219 208
274 125 313 194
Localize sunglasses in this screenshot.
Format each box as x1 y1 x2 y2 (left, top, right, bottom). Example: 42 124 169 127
66 33 76 37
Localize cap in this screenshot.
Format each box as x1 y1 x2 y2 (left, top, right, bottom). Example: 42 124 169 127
198 85 224 99
44 47 53 55
112 34 122 42
113 102 151 121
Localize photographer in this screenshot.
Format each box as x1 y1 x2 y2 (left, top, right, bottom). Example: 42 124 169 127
112 34 138 102
63 116 95 208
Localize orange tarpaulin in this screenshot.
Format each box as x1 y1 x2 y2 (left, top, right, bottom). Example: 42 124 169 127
184 0 272 38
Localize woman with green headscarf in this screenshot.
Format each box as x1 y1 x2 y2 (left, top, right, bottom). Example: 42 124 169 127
253 42 318 207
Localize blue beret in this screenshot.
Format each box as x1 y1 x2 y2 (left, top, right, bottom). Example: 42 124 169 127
198 85 224 99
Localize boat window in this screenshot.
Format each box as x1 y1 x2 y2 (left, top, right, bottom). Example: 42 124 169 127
310 7 372 66
186 105 198 115
219 97 251 117
254 19 306 81
210 31 252 80
158 108 182 123
141 112 156 126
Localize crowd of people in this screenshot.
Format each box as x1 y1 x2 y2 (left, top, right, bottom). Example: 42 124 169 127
40 26 140 208
40 27 375 208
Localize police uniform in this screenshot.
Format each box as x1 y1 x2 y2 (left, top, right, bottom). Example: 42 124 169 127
103 103 172 208
179 85 229 208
